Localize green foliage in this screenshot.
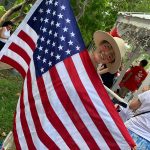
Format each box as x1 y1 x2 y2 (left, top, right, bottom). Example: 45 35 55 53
71 0 150 45
0 6 6 17
111 0 150 12
0 70 23 140
71 0 118 46
0 0 16 10
14 0 32 13
14 0 23 4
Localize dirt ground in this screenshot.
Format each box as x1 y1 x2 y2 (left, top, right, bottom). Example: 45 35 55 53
0 62 12 70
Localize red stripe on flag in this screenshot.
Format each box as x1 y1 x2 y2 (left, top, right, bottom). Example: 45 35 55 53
13 113 21 150
20 89 36 150
27 70 59 149
9 43 30 65
37 72 80 149
50 66 100 149
64 57 120 149
18 30 36 51
80 50 136 148
1 56 26 78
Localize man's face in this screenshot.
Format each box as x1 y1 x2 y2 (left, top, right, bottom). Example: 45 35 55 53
94 42 115 64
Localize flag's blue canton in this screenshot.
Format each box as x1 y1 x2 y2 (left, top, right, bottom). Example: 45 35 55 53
28 0 86 77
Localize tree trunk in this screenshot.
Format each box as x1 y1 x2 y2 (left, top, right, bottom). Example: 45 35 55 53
0 2 25 26
76 0 90 22
0 0 36 26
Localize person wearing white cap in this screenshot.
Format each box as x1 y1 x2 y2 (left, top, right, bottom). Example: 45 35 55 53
89 30 126 75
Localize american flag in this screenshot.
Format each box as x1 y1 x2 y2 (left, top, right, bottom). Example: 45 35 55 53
0 0 135 149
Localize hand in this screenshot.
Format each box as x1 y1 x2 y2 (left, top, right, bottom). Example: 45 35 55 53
114 104 120 109
132 146 137 150
97 64 108 75
97 64 105 71
97 67 109 75
142 86 150 92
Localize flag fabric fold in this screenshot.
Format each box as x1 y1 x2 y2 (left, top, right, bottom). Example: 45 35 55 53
0 0 135 149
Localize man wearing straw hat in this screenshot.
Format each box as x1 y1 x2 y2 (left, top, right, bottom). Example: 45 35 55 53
90 30 129 107
89 30 126 76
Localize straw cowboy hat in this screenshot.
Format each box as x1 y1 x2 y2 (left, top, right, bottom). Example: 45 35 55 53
93 30 126 74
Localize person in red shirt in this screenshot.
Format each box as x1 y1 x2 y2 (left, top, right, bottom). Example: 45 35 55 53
119 59 148 98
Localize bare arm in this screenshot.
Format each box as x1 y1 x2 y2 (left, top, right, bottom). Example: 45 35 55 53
0 27 8 39
129 98 141 112
142 86 150 92
129 86 150 112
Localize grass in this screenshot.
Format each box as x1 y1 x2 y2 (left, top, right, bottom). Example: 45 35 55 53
0 69 23 141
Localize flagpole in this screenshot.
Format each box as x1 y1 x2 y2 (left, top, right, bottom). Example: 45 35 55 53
104 85 128 106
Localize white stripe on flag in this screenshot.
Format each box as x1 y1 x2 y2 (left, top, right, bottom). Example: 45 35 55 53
72 53 131 149
42 70 90 150
22 24 39 44
10 34 33 58
15 98 28 150
7 49 28 72
56 61 110 149
30 61 70 149
23 78 48 150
